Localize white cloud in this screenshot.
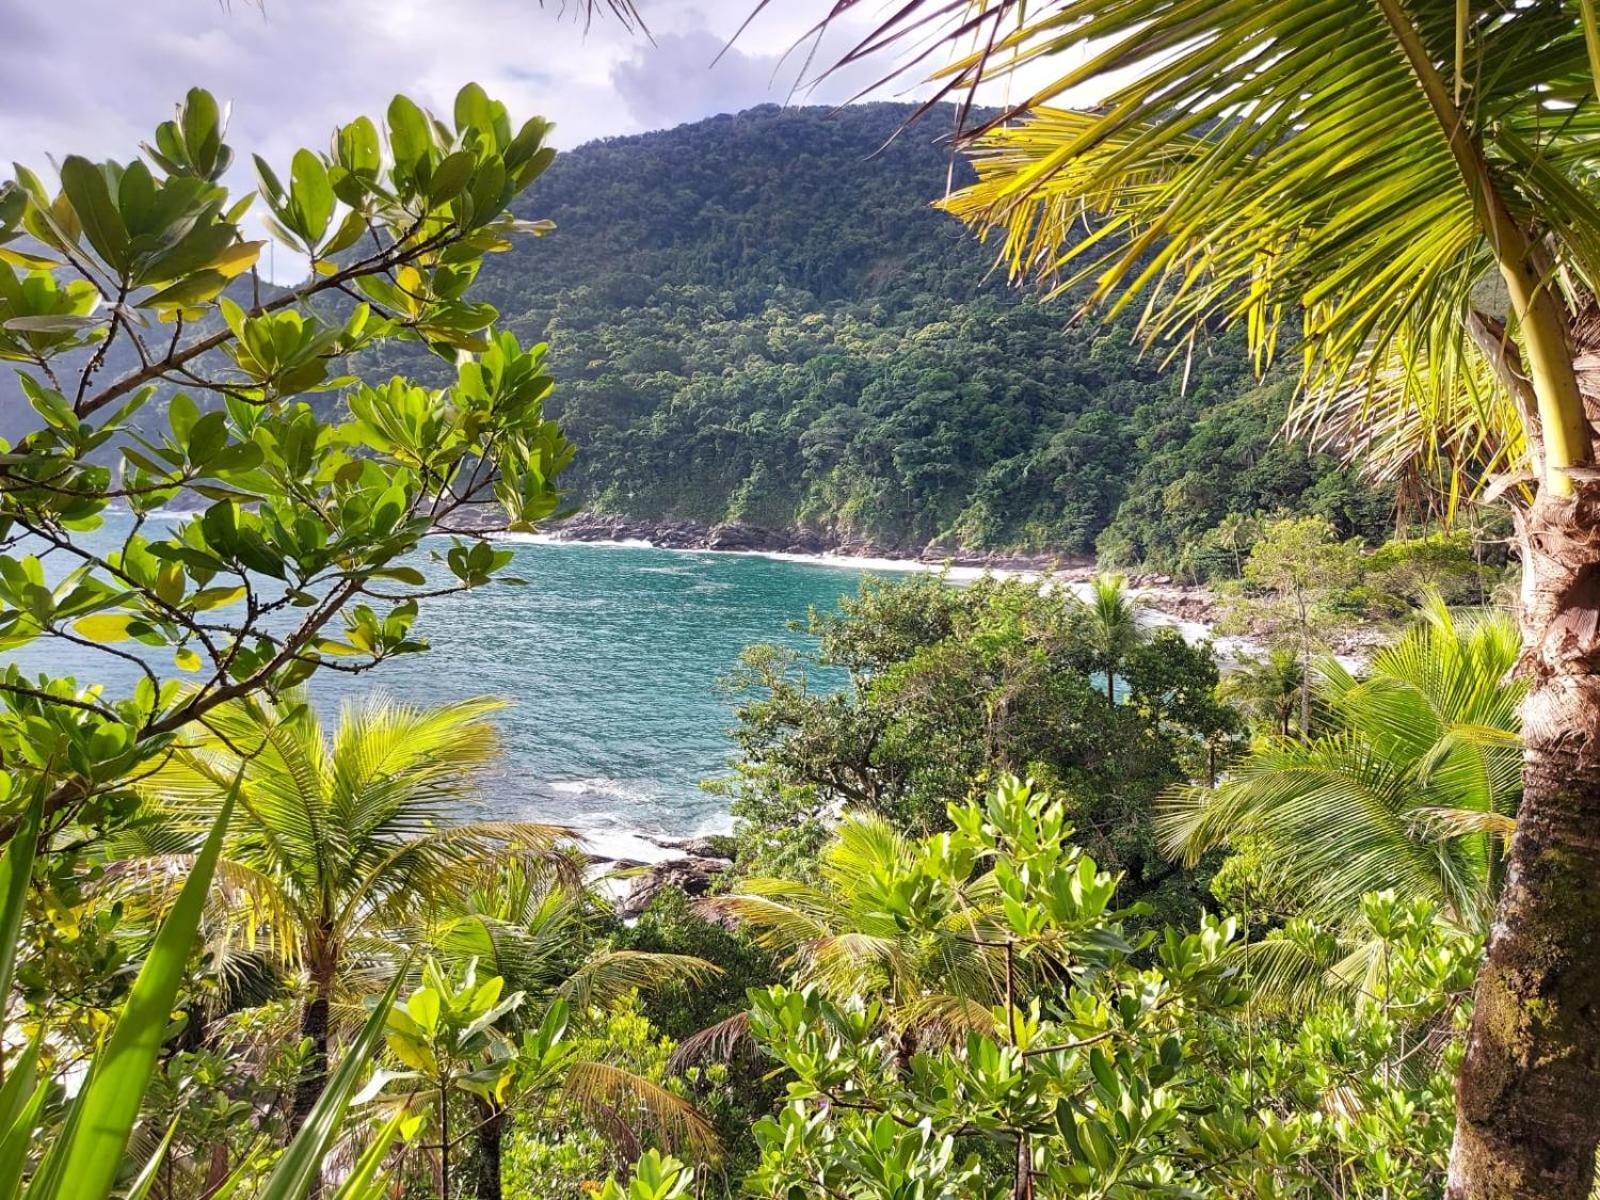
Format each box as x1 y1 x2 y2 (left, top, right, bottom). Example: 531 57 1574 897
0 0 887 171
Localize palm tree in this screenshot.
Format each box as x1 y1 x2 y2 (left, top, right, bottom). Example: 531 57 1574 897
427 857 722 1200
134 692 567 1139
1160 599 1523 935
770 5 1600 1189
1223 648 1307 740
1079 573 1143 704
701 812 1011 1039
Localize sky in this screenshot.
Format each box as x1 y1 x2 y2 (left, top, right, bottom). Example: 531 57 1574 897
0 0 906 170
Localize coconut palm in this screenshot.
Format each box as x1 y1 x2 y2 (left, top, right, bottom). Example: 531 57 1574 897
132 691 567 1140
425 857 722 1200
1078 573 1143 704
1160 599 1523 935
1224 648 1308 740
772 4 1600 1189
700 811 1012 1038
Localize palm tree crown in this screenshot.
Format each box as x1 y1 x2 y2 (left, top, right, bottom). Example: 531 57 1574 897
134 691 565 1124
1159 599 1522 932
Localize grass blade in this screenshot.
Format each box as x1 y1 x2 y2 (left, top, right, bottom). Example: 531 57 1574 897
124 1118 181 1200
0 1081 47 1199
330 1104 413 1200
0 780 44 1010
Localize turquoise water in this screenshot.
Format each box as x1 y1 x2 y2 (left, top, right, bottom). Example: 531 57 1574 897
4 517 882 849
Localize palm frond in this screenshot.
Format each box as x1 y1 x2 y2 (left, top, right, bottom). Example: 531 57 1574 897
563 1061 721 1164
558 951 722 1011
769 0 1600 496
666 1011 755 1075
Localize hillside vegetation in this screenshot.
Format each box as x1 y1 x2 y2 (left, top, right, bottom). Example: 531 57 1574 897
442 104 1393 567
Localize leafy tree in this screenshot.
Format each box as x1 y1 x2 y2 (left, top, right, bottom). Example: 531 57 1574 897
732 776 1476 1199
0 82 569 866
771 3 1600 1187
1238 517 1363 737
721 575 1229 919
704 812 1013 1035
382 959 530 1200
426 857 722 1198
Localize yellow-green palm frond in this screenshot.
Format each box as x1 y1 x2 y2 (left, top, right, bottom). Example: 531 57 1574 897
325 692 506 834
558 951 722 1012
563 1060 721 1165
695 892 832 955
1287 318 1531 511
901 992 1003 1041
1160 601 1521 931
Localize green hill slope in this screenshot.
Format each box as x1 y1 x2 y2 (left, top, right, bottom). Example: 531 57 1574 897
458 102 1391 566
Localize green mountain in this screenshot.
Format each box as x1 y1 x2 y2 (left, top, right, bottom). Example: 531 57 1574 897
453 102 1391 568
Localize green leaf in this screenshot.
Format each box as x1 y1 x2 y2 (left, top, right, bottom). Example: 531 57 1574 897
0 1079 45 1200
387 96 432 180
290 149 335 248
0 779 42 1007
58 157 130 274
36 778 240 1200
72 613 136 643
428 151 476 205
191 585 246 611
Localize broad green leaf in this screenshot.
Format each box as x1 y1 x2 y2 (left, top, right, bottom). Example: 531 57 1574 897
290 150 335 248
72 613 136 643
59 157 130 274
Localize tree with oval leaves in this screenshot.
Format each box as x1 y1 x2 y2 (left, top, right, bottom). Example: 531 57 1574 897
0 82 572 867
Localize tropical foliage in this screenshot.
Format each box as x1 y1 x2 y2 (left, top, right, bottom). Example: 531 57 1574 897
717 572 1234 920
735 778 1476 1199
1162 600 1523 935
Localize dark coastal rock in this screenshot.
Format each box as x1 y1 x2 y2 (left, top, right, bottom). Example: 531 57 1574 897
614 855 732 919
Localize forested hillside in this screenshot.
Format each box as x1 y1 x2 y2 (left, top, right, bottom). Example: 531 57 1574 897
463 103 1392 567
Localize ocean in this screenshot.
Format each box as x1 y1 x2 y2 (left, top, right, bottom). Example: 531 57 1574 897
2 513 895 859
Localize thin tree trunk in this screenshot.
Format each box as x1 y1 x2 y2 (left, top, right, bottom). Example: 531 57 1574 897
291 938 337 1200
440 1085 450 1200
291 988 330 1132
1450 494 1600 1199
471 1096 507 1200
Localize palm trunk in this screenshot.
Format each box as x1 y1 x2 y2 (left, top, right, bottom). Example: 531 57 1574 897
290 987 330 1132
290 934 337 1200
470 1096 507 1200
1450 493 1600 1199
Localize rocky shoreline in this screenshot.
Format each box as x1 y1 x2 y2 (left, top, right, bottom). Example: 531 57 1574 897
543 510 1086 572
540 511 1224 628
